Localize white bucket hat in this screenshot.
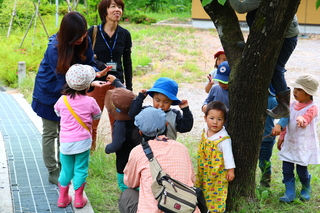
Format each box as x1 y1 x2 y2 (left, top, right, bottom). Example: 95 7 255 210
291 74 319 96
66 64 96 91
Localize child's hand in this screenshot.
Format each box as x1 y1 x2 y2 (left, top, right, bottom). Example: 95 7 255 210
277 138 284 150
202 105 207 114
272 124 282 136
179 100 189 109
226 169 235 182
140 89 147 96
296 116 306 128
207 74 214 85
107 74 116 83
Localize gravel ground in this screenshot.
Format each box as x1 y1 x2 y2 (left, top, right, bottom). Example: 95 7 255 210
96 28 320 146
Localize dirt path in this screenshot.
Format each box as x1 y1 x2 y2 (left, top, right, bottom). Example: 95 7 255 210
96 26 320 146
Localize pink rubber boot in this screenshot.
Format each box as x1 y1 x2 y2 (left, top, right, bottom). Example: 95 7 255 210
74 183 88 208
57 184 72 208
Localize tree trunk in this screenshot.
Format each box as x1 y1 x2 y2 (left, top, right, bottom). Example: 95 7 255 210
202 0 300 211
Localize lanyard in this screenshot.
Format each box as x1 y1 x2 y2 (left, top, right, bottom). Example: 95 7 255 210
99 24 118 61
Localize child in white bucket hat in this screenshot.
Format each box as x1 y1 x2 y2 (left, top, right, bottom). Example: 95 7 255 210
277 74 320 203
54 64 101 208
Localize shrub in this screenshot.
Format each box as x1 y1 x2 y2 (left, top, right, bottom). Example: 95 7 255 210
122 12 156 25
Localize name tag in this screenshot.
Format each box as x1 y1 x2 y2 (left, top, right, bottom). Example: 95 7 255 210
106 62 117 71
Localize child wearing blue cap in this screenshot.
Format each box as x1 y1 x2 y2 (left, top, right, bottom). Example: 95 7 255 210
202 61 230 113
129 77 193 140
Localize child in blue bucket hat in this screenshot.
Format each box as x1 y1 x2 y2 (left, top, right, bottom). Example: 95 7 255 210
129 77 193 140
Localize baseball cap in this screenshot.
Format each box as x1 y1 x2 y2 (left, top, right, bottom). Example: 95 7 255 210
213 61 230 84
214 47 225 59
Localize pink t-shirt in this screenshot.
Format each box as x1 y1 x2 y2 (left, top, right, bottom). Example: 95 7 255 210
54 95 101 143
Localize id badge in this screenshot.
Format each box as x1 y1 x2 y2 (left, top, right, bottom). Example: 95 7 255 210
106 62 117 71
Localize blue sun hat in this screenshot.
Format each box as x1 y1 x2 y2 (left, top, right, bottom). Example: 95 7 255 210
146 77 181 105
134 107 167 137
213 61 231 84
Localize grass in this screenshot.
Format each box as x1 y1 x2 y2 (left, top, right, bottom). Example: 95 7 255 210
3 14 320 213
0 15 206 89
88 133 320 212
86 146 120 212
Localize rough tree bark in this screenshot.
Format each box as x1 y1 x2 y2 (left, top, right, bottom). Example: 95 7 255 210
201 0 300 211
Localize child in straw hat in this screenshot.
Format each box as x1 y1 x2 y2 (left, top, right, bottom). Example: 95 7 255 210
277 74 320 203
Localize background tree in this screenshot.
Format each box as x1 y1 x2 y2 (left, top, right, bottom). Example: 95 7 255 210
201 0 300 211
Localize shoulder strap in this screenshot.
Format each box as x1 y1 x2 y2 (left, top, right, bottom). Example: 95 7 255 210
92 25 98 50
141 138 163 180
216 135 231 143
63 96 90 133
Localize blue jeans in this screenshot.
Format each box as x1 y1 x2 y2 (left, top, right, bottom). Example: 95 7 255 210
259 140 275 174
272 36 298 93
246 10 298 93
59 150 90 190
282 161 309 182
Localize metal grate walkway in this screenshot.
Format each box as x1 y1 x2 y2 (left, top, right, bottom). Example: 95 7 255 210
0 92 73 213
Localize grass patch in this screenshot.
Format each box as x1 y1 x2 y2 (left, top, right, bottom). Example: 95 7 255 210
86 145 120 212
87 131 320 212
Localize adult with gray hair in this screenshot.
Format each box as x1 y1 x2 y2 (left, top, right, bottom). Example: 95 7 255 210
119 107 200 213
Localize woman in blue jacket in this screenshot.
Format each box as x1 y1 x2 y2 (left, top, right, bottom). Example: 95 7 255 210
31 11 109 185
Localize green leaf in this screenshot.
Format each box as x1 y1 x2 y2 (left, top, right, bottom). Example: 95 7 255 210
202 0 226 7
218 0 227 5
316 0 320 10
261 190 269 200
202 0 213 7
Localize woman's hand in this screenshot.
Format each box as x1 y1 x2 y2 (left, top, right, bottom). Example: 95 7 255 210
96 65 113 78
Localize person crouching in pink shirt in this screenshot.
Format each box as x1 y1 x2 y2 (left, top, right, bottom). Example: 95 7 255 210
119 107 200 213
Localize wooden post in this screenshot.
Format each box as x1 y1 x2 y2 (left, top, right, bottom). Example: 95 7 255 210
144 65 150 73
7 0 18 38
148 63 153 71
18 62 26 87
136 65 142 73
